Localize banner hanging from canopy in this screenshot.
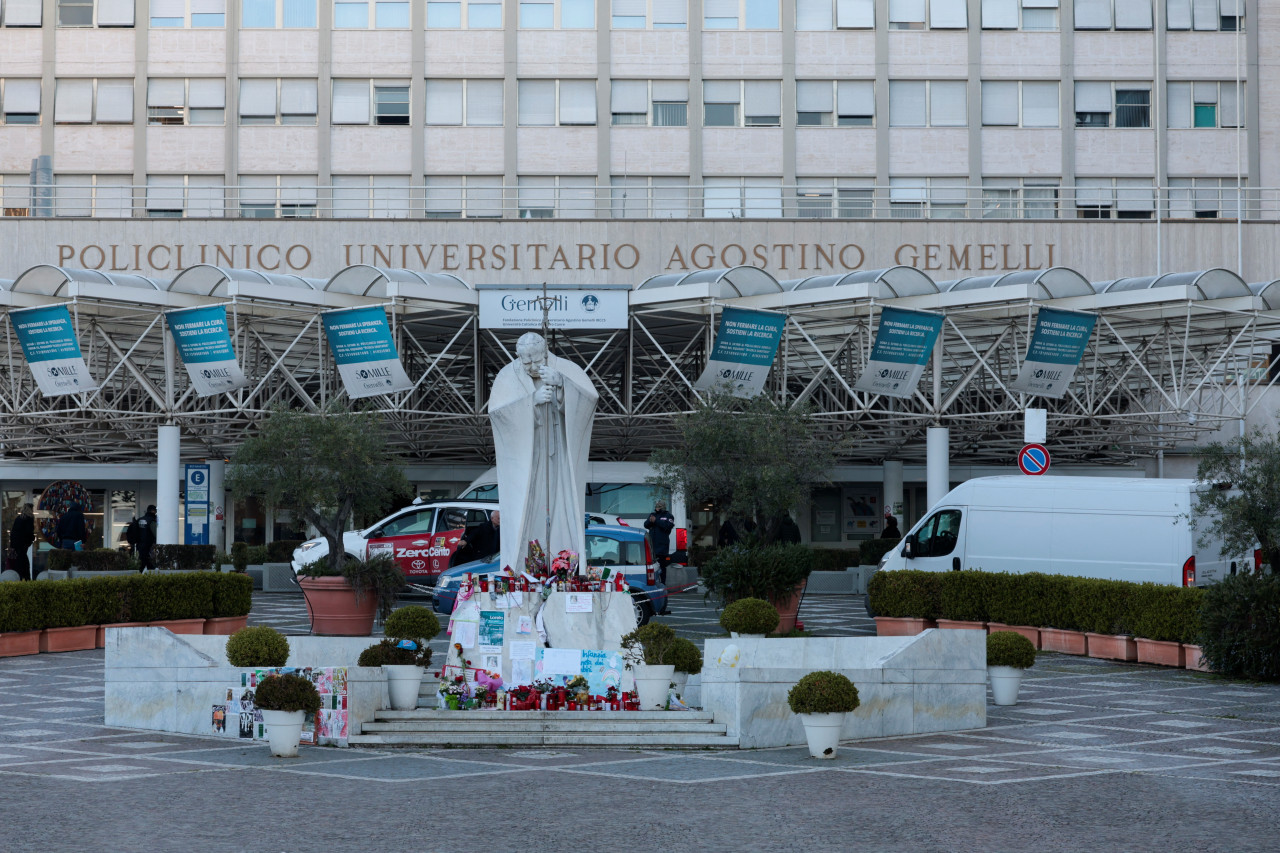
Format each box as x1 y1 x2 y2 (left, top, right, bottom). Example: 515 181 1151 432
10 304 98 397
1009 307 1097 398
694 306 787 398
166 305 248 397
853 306 944 399
321 305 414 399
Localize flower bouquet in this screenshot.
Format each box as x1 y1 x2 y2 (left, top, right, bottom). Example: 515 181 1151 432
525 540 547 577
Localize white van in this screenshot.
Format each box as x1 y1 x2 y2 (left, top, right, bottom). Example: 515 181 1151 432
877 476 1248 587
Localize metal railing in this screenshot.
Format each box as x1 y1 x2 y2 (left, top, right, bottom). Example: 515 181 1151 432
0 183 1268 221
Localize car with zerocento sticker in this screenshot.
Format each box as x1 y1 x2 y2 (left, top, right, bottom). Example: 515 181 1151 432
430 524 668 625
290 499 497 582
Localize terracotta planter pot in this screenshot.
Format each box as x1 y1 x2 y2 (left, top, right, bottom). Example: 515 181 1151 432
1086 632 1138 662
299 576 377 636
1135 638 1185 668
875 616 936 636
96 622 148 648
1039 628 1088 655
769 580 808 634
147 618 207 635
0 630 42 658
39 625 98 653
987 623 1040 648
203 615 250 635
1183 644 1212 672
937 619 986 631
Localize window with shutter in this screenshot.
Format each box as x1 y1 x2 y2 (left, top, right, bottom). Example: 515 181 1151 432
796 0 832 29
797 80 834 126
929 81 966 126
889 81 926 127
837 80 874 125
1021 81 1058 127
888 0 925 29
241 79 279 123
651 80 687 126
332 80 370 124
1074 0 1110 28
981 0 1017 29
836 0 874 27
147 176 186 217
981 81 1018 126
95 80 134 124
930 0 966 28
612 0 646 27
426 80 464 126
611 80 649 125
518 80 555 126
279 79 316 124
743 81 780 126
466 80 503 125
1114 0 1152 29
558 80 596 126
3 0 43 26
2 79 42 124
652 0 686 27
55 80 94 123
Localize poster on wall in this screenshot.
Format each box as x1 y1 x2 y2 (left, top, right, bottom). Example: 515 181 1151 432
532 647 625 696
843 488 882 539
321 305 414 399
165 304 248 396
210 667 350 747
1009 307 1097 398
10 304 99 397
853 306 944 399
694 306 787 398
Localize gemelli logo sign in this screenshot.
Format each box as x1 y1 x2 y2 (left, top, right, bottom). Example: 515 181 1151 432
478 288 629 330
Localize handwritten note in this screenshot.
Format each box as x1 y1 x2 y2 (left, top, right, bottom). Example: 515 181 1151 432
509 641 536 661
511 659 533 685
516 615 533 634
452 620 478 649
542 647 584 675
565 593 593 613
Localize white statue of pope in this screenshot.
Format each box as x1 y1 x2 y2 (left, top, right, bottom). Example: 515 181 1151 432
489 332 598 573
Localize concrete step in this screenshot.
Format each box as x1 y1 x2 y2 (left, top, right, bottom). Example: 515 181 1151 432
348 731 738 748
361 719 727 735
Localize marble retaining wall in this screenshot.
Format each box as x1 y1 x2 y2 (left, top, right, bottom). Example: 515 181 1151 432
103 628 386 742
701 630 986 749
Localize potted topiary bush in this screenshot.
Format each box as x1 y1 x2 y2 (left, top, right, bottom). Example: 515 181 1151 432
297 554 404 636
787 670 860 759
621 622 678 710
664 636 703 699
253 672 322 757
987 630 1037 706
719 597 779 638
225 625 290 667
373 604 440 710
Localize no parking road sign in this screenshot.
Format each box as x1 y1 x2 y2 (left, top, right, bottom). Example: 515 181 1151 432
1018 444 1051 475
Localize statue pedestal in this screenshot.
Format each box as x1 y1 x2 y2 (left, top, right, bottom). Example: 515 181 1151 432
441 590 637 695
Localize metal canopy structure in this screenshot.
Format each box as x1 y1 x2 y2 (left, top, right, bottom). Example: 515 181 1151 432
2 263 1278 470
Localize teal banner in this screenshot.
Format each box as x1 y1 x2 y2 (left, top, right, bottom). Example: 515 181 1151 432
693 306 786 398
853 306 944 398
1010 307 1097 398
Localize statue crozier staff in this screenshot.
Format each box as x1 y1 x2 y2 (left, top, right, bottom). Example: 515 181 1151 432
489 332 598 574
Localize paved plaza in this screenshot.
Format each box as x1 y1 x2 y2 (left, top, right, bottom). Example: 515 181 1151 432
3 592 1280 851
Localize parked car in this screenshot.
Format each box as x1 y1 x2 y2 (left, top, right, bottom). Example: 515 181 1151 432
430 524 668 624
290 499 497 581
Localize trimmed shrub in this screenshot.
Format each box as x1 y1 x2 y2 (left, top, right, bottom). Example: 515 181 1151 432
986 572 1052 628
665 637 703 674
245 545 269 566
811 548 863 572
266 540 305 563
687 544 717 568
857 538 901 567
211 573 254 618
0 582 44 633
253 673 321 715
1198 572 1280 680
620 622 678 666
987 631 1037 669
127 573 214 622
1069 577 1139 635
358 639 421 667
384 605 440 643
43 578 95 628
231 542 249 573
46 548 131 573
787 671 860 715
86 576 131 625
701 543 815 603
866 569 941 619
1131 584 1204 644
719 597 781 635
152 545 217 572
1039 575 1081 631
939 571 998 622
226 626 290 667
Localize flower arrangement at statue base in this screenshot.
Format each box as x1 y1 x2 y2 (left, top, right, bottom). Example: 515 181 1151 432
433 675 639 712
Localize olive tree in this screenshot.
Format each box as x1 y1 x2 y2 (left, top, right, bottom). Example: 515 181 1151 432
646 392 845 545
1192 426 1280 571
227 404 409 572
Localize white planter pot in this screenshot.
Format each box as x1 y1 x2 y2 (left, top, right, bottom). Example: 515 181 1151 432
383 664 425 711
672 671 690 697
260 709 306 758
729 632 765 639
800 712 846 759
633 664 676 710
988 665 1024 706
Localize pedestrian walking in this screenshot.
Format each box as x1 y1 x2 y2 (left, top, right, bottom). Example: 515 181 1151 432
7 503 35 581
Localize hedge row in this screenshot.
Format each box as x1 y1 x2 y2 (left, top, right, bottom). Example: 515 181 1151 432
46 545 219 574
0 573 252 633
688 543 895 571
867 570 1205 645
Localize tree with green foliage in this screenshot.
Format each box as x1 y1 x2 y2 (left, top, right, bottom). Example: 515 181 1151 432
227 404 409 573
646 392 845 544
1192 426 1280 571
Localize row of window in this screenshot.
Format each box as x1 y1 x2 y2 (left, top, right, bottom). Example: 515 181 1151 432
0 174 1247 221
0 0 1245 32
0 77 1244 130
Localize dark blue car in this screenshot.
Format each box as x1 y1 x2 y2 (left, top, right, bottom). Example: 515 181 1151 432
430 525 668 624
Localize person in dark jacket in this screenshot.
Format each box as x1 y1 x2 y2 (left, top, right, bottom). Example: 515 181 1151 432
717 519 739 548
776 514 802 544
451 510 501 567
136 505 158 571
8 503 35 581
644 501 676 586
56 502 88 550
882 515 901 539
